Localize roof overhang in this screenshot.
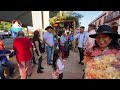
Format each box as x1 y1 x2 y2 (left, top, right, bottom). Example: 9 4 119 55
0 11 33 27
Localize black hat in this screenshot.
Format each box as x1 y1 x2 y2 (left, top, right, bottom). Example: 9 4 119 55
45 26 53 30
89 25 120 39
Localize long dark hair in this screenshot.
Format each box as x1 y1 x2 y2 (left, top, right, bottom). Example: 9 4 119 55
94 34 120 50
53 49 60 70
33 30 40 42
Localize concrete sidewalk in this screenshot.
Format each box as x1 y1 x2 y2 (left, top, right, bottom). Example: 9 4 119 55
29 50 85 79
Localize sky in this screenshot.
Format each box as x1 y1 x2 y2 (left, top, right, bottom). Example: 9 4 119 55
77 11 103 31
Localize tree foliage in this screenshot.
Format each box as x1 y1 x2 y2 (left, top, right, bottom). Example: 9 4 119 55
49 11 83 28
0 21 12 32
49 11 59 18
64 11 83 19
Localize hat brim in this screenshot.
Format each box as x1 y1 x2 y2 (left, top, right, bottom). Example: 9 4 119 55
89 32 120 39
45 26 53 30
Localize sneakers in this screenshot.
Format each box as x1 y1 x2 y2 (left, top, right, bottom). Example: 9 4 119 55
47 63 52 65
26 76 31 79
81 62 84 65
48 63 52 65
9 74 14 79
41 67 44 69
78 62 84 65
37 70 44 73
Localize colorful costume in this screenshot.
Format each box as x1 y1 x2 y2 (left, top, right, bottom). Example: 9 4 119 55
10 20 22 39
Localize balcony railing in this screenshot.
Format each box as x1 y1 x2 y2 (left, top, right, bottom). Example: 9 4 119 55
104 11 120 23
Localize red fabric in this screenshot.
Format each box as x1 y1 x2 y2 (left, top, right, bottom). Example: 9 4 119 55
84 48 120 57
13 37 32 63
0 40 5 50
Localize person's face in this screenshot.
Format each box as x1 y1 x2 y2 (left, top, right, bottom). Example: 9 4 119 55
47 28 52 33
96 33 112 48
80 28 84 33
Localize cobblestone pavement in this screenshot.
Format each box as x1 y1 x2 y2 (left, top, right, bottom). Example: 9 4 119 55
3 38 85 79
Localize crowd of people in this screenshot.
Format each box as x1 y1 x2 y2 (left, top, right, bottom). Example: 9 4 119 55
0 23 120 79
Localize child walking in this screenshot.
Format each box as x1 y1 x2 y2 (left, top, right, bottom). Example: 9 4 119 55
52 49 64 79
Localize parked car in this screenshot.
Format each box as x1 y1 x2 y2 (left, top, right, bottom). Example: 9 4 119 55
0 31 11 39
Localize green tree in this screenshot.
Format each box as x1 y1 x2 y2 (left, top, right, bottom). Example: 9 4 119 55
49 11 83 28
0 21 12 31
49 11 59 18
0 25 4 30
64 11 83 27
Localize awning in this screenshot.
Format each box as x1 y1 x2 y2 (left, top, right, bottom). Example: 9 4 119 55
0 11 32 27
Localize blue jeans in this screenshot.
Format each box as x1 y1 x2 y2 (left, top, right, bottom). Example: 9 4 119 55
0 65 5 79
0 61 14 79
4 61 14 76
46 46 53 64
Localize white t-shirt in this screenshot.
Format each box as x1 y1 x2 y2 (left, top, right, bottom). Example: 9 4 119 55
43 32 54 47
57 58 64 74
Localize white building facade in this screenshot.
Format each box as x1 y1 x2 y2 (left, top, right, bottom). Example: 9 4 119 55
32 11 50 39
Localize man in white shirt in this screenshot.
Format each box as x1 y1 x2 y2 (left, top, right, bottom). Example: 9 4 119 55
85 24 96 49
43 26 54 65
74 26 88 65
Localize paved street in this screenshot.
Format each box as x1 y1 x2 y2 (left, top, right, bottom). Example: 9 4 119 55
3 38 85 79
29 50 85 79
